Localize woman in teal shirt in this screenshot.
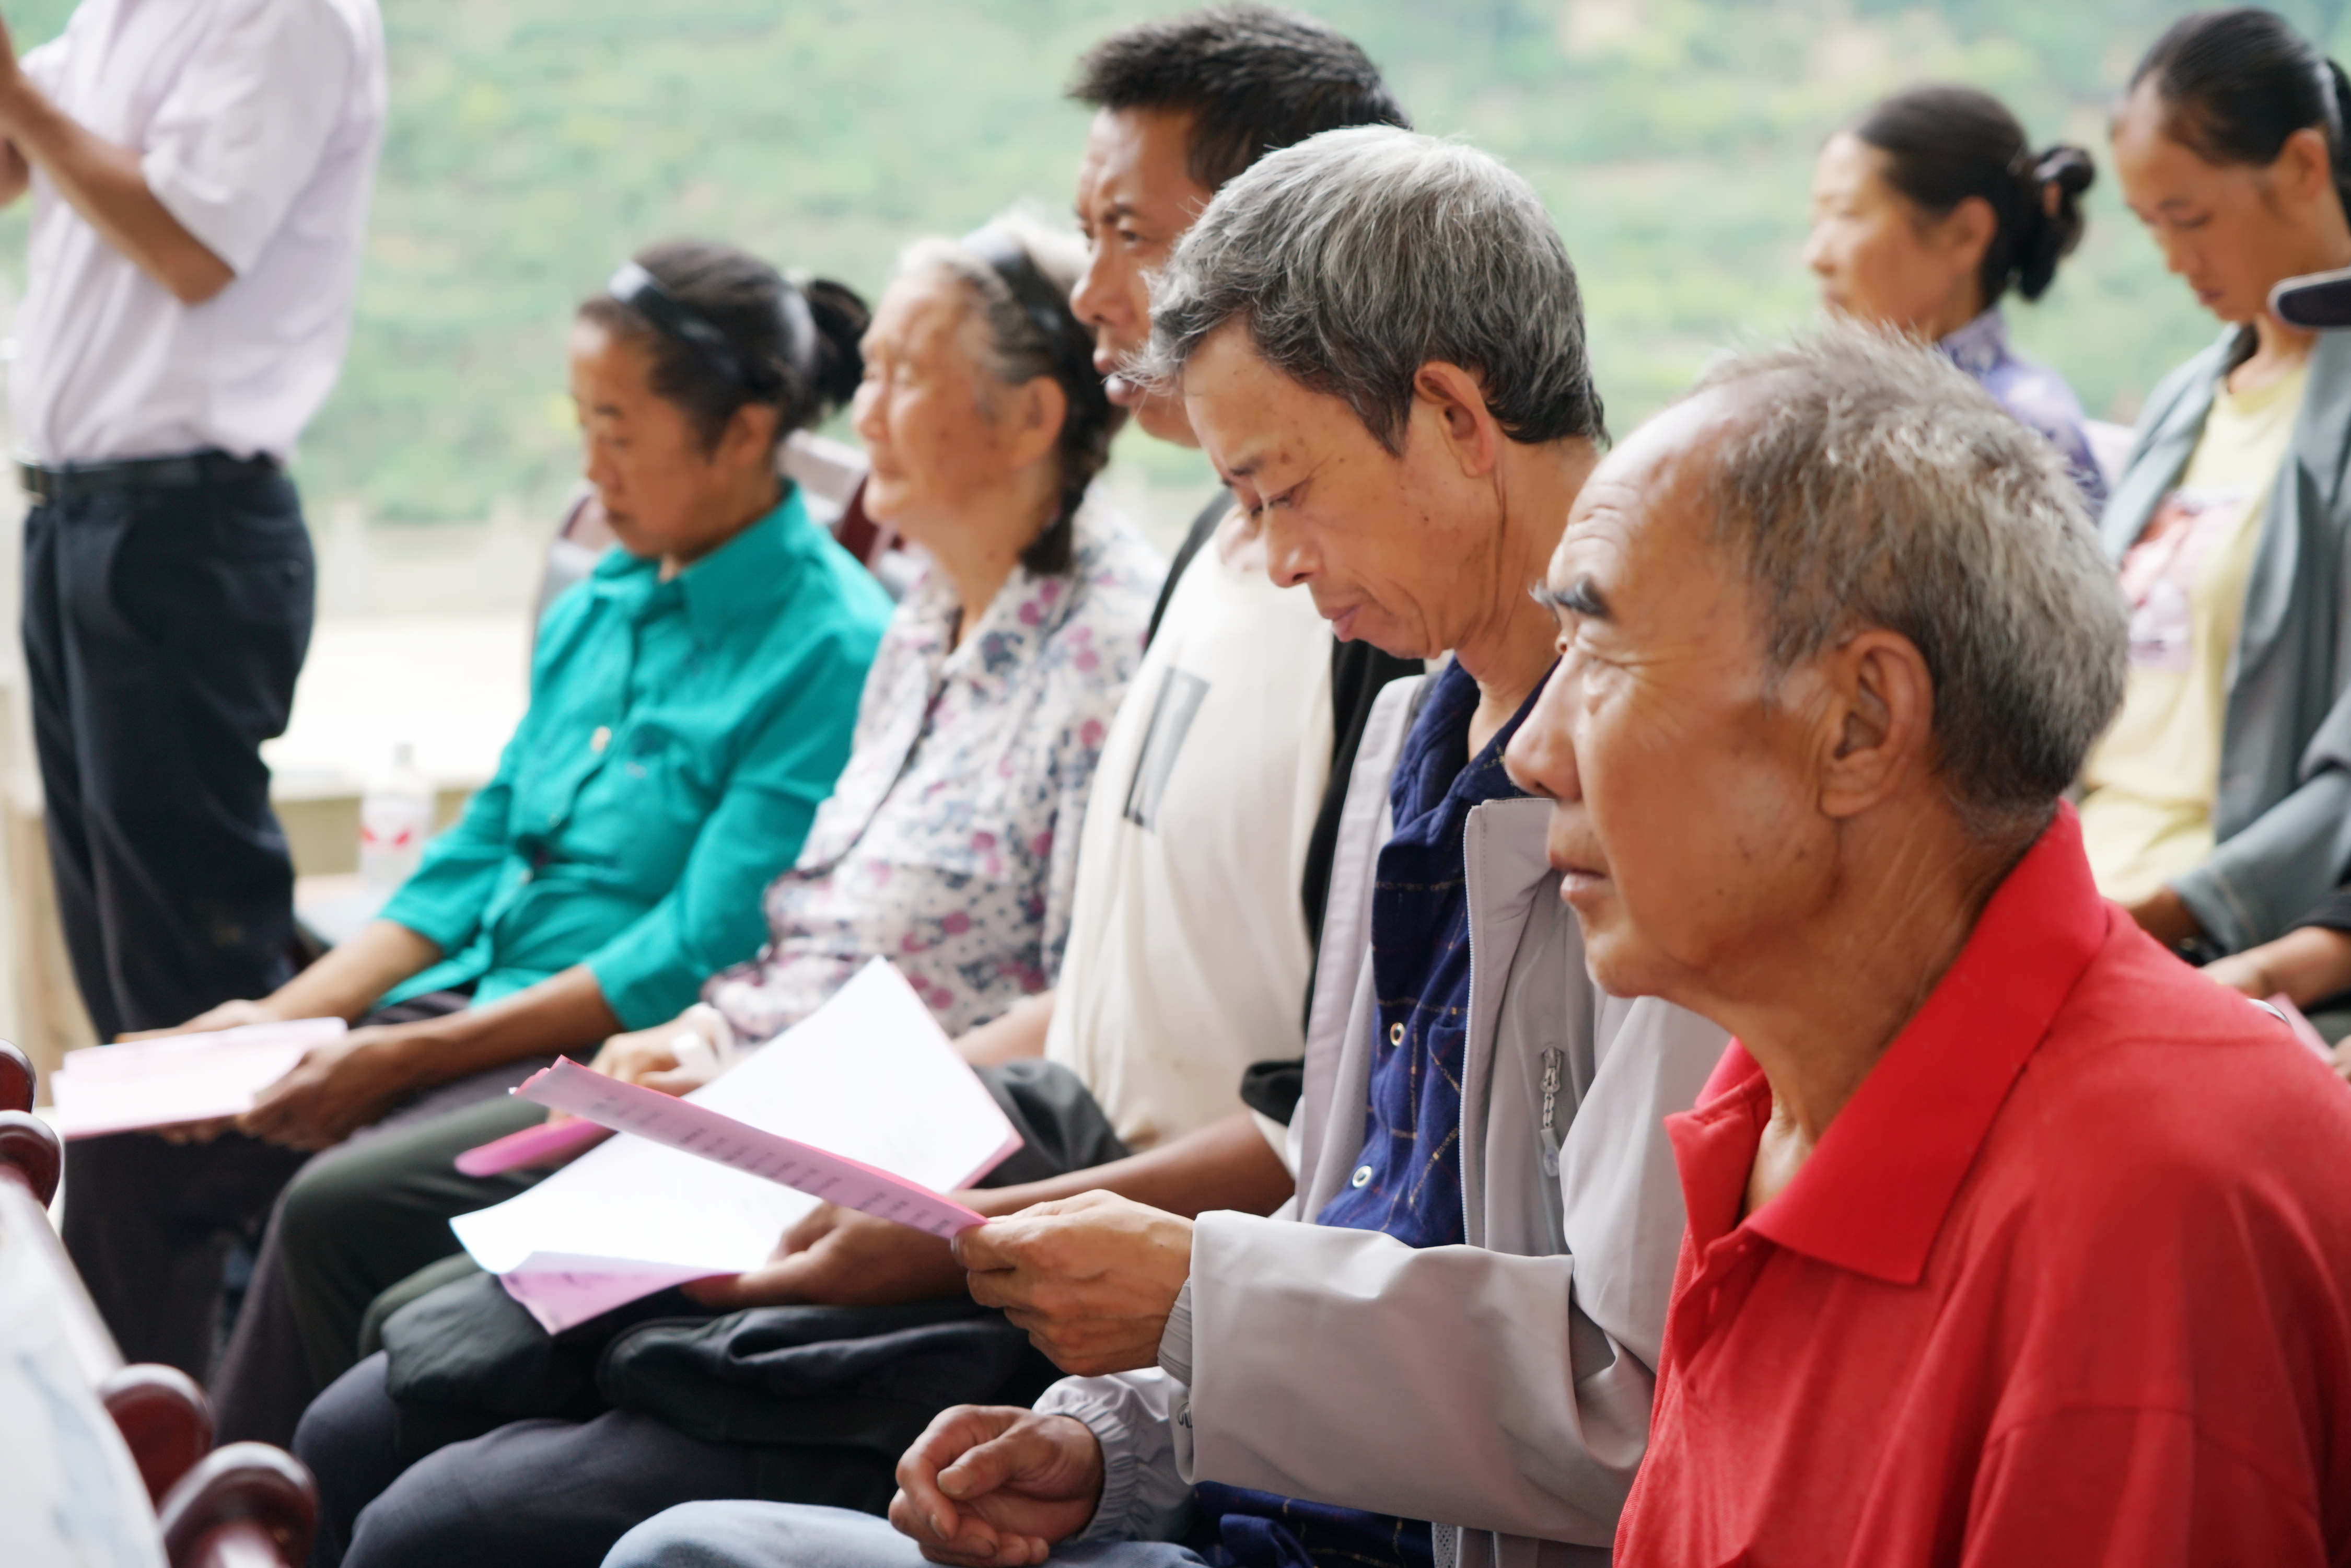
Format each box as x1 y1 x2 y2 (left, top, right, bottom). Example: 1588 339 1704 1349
78 240 893 1439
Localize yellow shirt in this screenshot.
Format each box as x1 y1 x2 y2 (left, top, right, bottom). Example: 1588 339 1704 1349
2081 361 2309 904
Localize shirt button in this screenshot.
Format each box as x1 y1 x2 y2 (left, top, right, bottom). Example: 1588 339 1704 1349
590 725 612 752
516 868 533 884
1388 1022 1405 1046
1351 1164 1374 1188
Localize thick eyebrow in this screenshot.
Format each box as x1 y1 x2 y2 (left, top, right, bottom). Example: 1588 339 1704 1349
1531 574 1610 620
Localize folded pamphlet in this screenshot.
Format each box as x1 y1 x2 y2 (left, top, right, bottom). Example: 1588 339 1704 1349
48 1018 347 1140
449 959 1018 1332
515 1058 988 1237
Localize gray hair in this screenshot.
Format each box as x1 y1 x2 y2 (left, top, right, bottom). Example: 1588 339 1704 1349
1132 124 1605 451
897 209 1115 574
1682 321 2126 840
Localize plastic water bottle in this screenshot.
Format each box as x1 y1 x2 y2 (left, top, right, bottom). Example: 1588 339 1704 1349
359 741 434 891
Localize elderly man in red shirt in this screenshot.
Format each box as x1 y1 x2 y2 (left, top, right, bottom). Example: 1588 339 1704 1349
1504 322 2351 1562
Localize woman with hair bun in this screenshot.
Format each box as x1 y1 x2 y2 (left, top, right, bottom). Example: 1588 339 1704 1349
90 239 897 1442
2086 7 2351 964
280 214 1164 1568
1805 83 2107 507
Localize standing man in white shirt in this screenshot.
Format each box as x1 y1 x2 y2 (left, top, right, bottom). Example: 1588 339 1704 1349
0 0 386 1375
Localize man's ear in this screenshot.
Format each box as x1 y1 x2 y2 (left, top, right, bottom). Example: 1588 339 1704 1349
1815 628 1935 821
1414 361 1503 480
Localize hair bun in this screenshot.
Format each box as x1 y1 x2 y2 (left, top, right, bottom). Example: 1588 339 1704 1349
2033 144 2096 196
798 276 870 417
2011 144 2093 303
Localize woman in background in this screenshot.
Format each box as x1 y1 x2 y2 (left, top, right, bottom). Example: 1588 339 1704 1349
72 239 891 1447
1805 82 2107 508
2086 8 2351 959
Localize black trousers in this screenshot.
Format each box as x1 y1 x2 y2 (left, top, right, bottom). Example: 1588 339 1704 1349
302 1354 762 1568
21 466 313 1042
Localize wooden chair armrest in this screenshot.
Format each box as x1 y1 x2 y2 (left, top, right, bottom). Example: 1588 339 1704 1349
0 1108 61 1207
99 1363 215 1505
157 1443 317 1568
0 1038 32 1113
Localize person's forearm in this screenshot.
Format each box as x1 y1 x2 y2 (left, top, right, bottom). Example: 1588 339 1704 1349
0 69 230 301
0 138 26 206
378 963 622 1090
265 920 443 1023
958 991 1055 1066
970 1111 1291 1219
2128 885 2204 948
2248 925 2351 1008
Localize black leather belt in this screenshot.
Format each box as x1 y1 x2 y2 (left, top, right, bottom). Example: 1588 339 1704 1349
18 449 280 504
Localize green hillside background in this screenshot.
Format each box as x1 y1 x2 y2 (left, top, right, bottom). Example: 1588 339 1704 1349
5 0 2348 521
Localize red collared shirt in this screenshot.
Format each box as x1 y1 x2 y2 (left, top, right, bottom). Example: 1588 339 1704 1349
1617 806 2351 1565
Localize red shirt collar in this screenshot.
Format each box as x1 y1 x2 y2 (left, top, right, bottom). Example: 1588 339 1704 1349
1666 803 2109 1285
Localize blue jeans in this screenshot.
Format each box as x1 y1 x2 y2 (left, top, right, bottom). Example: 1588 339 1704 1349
604 1503 1209 1568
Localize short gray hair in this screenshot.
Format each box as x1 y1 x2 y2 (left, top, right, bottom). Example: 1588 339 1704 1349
1683 322 2126 839
1133 125 1604 451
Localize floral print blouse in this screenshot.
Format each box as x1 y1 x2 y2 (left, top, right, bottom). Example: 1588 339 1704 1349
704 504 1162 1043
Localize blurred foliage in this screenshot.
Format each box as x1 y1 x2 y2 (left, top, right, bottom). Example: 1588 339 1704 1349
4 0 2349 518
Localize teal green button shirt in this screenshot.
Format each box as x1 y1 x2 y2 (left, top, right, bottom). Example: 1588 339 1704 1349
376 489 893 1029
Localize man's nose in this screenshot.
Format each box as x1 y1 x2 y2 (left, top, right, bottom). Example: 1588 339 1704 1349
1070 249 1121 331
1504 680 1581 803
1263 519 1314 589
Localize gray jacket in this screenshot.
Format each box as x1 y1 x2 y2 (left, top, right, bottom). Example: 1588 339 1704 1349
1039 675 1727 1568
2101 328 2351 950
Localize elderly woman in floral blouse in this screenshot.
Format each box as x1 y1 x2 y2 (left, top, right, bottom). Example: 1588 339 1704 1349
690 215 1160 1043
267 215 1162 1449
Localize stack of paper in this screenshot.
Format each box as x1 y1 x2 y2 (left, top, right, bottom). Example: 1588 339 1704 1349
450 959 1020 1332
48 1019 347 1140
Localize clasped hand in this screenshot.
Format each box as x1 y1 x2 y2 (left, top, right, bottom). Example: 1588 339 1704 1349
890 1404 1104 1567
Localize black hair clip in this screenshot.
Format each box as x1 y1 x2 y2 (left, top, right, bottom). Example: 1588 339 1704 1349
960 227 1102 403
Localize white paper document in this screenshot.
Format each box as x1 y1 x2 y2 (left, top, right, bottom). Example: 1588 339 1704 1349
449 959 1020 1332
48 1018 348 1140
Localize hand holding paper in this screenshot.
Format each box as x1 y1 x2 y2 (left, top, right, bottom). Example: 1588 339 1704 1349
48 1018 347 1140
448 959 1021 1332
515 1058 987 1238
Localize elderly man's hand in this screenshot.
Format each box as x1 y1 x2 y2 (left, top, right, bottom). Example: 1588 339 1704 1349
682 1201 965 1310
955 1191 1192 1376
888 1405 1103 1567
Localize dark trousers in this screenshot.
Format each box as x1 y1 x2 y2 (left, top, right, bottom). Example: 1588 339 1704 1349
302 1353 762 1568
294 1061 1130 1568
214 1090 545 1447
58 992 480 1384
22 467 313 1042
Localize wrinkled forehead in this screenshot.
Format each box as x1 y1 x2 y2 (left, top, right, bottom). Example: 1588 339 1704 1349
1555 389 1746 583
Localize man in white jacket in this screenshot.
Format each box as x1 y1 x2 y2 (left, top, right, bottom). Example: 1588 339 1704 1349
606 126 1727 1568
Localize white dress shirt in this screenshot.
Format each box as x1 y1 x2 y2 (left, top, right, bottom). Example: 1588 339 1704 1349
12 0 386 466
